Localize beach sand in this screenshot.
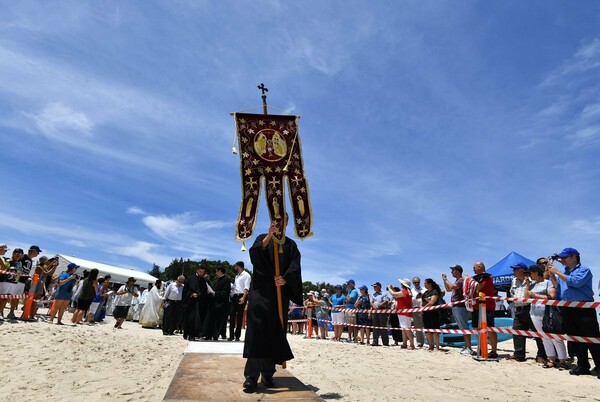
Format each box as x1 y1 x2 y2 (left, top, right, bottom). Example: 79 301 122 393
0 309 186 402
2 311 600 401
286 334 600 401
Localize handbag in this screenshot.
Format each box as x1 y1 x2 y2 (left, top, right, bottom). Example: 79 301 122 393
542 305 564 334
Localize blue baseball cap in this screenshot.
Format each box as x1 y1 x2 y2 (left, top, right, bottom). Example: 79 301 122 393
557 247 580 258
346 279 355 285
67 263 80 270
510 262 529 270
359 285 368 291
334 284 343 290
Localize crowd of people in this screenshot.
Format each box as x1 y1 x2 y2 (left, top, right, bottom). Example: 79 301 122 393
290 248 600 379
2 242 599 379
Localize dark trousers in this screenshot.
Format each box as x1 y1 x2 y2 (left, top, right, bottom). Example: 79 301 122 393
563 307 600 371
244 358 275 380
213 303 229 339
163 300 183 335
229 294 247 340
512 305 546 359
371 312 389 346
389 313 402 343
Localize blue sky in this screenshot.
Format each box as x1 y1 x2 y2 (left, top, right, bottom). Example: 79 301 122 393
1 2 600 294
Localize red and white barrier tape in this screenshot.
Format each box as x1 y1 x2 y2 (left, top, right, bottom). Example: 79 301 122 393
310 299 467 315
487 296 600 309
313 317 479 335
487 326 600 344
305 317 600 343
0 294 28 300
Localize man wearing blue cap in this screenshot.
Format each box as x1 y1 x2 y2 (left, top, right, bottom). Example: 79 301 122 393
345 279 359 343
507 263 546 363
548 248 600 378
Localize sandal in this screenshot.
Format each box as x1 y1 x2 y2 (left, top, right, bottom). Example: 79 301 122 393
558 362 570 371
542 361 556 369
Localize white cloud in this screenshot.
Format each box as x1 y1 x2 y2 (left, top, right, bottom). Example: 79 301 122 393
127 207 145 215
113 241 172 267
142 213 231 239
570 217 600 236
30 102 93 144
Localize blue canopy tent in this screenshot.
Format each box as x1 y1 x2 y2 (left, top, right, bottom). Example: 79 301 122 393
487 251 536 291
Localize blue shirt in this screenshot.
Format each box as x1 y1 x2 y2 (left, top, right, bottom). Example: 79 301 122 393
55 271 76 299
345 288 359 309
330 293 346 311
556 264 594 302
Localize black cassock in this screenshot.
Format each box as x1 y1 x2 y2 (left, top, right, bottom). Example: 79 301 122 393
243 234 302 365
211 275 231 339
182 273 210 339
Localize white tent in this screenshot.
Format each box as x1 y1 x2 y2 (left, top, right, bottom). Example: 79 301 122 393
57 255 157 287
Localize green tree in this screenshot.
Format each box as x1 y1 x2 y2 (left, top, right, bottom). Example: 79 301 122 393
147 263 166 281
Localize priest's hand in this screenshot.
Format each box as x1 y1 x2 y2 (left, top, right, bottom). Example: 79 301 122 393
274 275 286 287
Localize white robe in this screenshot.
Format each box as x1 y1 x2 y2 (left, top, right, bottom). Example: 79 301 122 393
139 286 162 328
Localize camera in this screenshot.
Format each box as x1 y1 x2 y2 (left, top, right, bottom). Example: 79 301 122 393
550 254 560 261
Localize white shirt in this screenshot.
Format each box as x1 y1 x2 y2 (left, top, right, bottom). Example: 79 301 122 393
116 285 136 306
411 286 424 307
163 282 184 301
233 270 251 294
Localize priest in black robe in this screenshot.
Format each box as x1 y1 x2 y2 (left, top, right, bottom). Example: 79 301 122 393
182 266 210 341
243 217 303 390
211 267 231 340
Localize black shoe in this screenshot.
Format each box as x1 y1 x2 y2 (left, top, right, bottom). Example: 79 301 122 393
262 374 274 388
569 367 591 376
488 352 498 359
189 337 196 342
371 343 379 346
506 355 526 362
235 338 240 342
213 337 219 341
243 376 257 390
227 338 234 342
6 312 16 320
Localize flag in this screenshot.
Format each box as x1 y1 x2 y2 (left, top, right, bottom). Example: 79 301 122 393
233 112 313 242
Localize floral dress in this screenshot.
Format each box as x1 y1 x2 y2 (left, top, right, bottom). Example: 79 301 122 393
356 295 371 325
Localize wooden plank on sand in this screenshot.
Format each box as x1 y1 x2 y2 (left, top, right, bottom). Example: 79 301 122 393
163 353 323 401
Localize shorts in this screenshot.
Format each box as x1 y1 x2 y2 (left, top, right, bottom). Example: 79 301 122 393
89 302 100 315
77 299 93 311
452 306 470 330
30 282 45 297
398 315 412 329
344 311 357 324
54 290 72 301
0 281 13 294
113 305 130 319
331 311 345 325
317 318 328 328
471 309 495 328
11 282 25 296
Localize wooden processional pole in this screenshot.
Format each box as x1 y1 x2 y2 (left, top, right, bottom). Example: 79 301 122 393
257 83 286 368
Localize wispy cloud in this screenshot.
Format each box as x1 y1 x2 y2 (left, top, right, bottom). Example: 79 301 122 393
127 207 146 215
29 102 93 144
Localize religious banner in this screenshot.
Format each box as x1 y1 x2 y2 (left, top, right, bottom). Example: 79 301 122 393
233 112 313 242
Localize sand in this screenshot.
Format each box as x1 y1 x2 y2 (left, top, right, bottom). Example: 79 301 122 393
0 309 187 402
286 334 600 401
2 310 600 401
